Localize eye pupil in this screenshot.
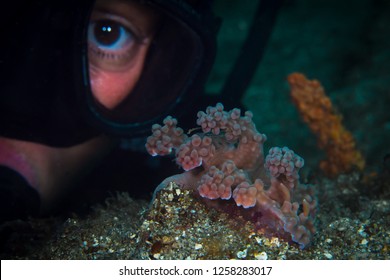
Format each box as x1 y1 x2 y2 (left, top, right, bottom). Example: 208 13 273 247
94 20 120 46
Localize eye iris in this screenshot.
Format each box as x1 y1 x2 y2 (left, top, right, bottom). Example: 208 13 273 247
94 20 120 46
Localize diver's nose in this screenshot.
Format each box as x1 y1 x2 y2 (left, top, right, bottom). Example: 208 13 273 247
0 166 40 223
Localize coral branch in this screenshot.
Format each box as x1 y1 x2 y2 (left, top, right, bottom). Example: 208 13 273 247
265 146 304 188
287 72 365 177
199 160 247 200
145 116 187 156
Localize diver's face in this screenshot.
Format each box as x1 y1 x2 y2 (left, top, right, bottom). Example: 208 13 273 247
0 0 160 213
88 0 160 109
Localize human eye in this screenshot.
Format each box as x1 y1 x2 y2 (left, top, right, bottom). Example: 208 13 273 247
87 12 144 71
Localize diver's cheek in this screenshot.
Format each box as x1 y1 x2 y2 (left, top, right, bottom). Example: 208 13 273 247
89 66 141 109
89 46 149 110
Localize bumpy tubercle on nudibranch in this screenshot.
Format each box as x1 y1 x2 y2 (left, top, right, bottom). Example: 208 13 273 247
146 103 316 249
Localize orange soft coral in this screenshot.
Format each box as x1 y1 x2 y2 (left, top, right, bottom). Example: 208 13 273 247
287 72 365 177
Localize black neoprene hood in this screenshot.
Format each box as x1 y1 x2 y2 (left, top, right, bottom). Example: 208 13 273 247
0 0 219 146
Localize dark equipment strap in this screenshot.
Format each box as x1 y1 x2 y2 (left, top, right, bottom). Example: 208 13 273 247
219 0 285 108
